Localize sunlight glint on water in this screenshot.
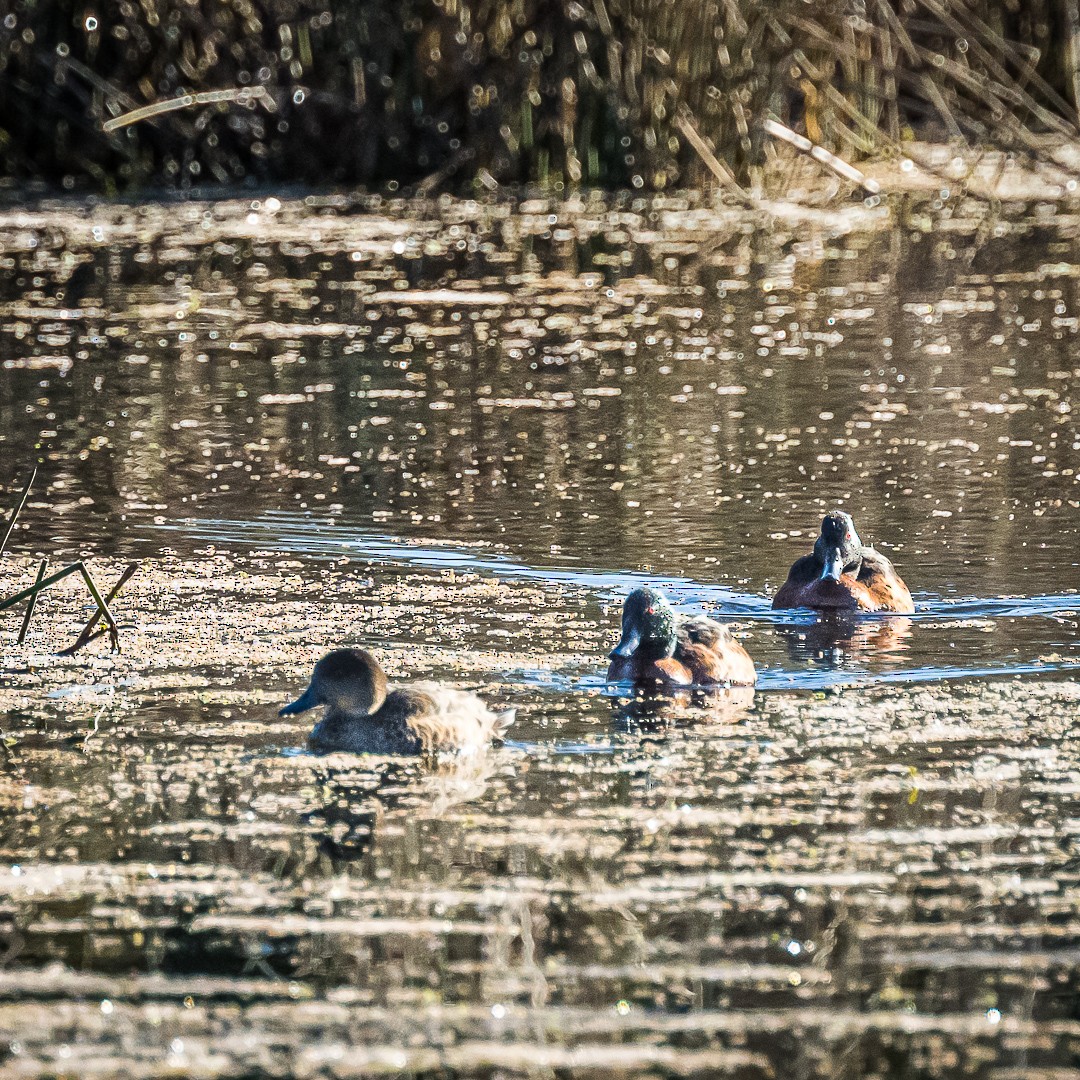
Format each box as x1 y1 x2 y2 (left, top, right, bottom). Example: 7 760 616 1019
1 194 1079 1079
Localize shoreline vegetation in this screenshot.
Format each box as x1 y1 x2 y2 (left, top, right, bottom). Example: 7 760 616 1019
4 1 1080 199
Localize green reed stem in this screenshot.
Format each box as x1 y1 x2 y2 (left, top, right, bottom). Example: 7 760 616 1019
17 559 47 644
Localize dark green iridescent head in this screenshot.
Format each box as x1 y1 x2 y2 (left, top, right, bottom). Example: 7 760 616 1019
813 510 864 582
609 586 678 661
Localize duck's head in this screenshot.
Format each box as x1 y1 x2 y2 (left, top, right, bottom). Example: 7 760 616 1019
609 586 678 661
813 511 864 582
279 648 389 719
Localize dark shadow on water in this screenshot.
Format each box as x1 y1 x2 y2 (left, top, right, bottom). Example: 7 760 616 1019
297 759 393 866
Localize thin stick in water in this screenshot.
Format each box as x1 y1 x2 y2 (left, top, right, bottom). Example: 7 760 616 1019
0 467 37 557
1 561 123 652
0 562 86 615
60 563 138 656
17 559 47 644
76 564 122 652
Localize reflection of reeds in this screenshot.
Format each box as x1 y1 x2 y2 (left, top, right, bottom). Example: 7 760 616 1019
2 2 1080 192
1 470 137 653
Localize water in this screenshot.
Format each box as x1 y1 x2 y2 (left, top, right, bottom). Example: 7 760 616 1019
1 192 1079 1077
149 512 1080 689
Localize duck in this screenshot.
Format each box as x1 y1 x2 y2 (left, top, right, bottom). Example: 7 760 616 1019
607 586 756 688
279 648 515 755
772 510 914 614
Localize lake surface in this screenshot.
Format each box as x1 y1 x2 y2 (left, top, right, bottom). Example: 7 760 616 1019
0 191 1079 1077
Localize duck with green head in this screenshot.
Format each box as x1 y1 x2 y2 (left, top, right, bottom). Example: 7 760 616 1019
772 510 914 614
607 586 756 688
280 648 515 755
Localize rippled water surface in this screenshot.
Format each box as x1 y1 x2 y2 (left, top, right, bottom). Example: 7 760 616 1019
1 192 1079 1077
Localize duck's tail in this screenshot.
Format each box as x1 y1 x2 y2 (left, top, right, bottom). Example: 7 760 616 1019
493 708 516 740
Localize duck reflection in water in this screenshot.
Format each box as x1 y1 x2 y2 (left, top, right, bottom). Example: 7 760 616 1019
774 610 914 669
301 754 505 868
612 682 756 732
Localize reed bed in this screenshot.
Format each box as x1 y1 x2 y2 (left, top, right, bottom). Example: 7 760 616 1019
1 2 1079 194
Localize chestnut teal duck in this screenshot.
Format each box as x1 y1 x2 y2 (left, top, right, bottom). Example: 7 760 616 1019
772 511 915 614
607 586 756 688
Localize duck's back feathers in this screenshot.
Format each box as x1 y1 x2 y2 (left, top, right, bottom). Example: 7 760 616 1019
854 549 914 613
856 547 900 582
397 683 513 754
675 615 756 685
678 615 730 650
301 674 513 757
308 689 425 755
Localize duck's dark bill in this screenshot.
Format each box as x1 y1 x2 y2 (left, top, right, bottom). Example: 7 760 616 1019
279 686 318 716
820 549 844 582
609 626 641 659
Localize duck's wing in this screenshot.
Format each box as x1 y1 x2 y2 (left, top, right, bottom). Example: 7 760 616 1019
399 684 510 753
772 554 820 608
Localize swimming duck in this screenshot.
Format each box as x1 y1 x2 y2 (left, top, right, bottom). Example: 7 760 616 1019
772 511 914 614
607 586 757 688
280 648 514 755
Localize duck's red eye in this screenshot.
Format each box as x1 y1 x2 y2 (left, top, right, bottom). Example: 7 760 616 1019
845 532 852 541
645 606 656 615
